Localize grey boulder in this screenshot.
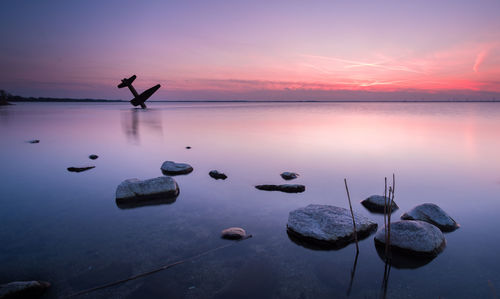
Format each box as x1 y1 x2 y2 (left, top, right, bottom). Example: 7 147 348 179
361 195 398 213
401 203 459 232
0 281 50 299
374 220 446 257
209 170 227 180
221 227 247 240
161 161 193 175
116 176 179 201
287 204 377 249
281 172 299 180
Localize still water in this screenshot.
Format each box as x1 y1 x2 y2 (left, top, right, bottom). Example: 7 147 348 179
1 102 499 298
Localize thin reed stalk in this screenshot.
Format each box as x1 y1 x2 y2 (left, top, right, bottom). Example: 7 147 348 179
344 178 359 253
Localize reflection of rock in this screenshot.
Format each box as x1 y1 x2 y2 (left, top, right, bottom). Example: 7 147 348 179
0 280 50 299
374 220 446 257
255 184 305 193
374 242 436 269
221 227 246 239
116 196 176 209
115 177 179 202
88 154 98 160
361 195 398 213
401 203 459 232
67 166 95 173
280 172 299 180
28 140 40 144
161 161 193 176
287 204 377 250
209 170 227 180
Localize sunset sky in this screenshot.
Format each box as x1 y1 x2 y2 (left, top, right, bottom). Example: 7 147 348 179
1 0 500 100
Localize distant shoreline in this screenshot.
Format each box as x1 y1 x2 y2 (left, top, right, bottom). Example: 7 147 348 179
7 98 500 103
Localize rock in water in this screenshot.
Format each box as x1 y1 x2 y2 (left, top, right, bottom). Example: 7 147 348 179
361 195 398 213
161 161 193 175
209 170 227 180
28 140 40 144
88 154 99 160
221 227 246 239
0 281 50 299
67 166 95 173
374 220 446 256
287 204 377 249
116 176 179 201
401 203 459 232
280 172 299 180
255 184 305 193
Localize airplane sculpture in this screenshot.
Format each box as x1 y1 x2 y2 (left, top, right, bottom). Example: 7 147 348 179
118 75 161 109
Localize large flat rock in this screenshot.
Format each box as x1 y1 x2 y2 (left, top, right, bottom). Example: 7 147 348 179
116 176 179 202
255 184 305 193
401 203 459 232
374 220 446 257
287 204 377 249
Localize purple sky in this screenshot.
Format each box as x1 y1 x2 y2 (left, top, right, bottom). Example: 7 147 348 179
1 0 500 100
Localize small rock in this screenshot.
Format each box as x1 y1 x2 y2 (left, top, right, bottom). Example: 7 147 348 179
0 280 50 299
221 227 246 240
209 170 227 180
28 140 40 144
361 195 398 213
116 176 179 201
374 220 446 257
401 203 459 232
287 204 377 249
255 184 305 193
161 161 193 175
67 166 95 173
186 146 191 149
280 172 299 180
88 154 99 160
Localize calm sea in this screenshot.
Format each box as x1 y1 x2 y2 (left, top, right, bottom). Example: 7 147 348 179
1 102 499 298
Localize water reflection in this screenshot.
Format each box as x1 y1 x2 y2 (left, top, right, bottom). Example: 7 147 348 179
374 242 438 269
120 109 163 144
286 228 376 251
346 251 359 296
115 195 177 209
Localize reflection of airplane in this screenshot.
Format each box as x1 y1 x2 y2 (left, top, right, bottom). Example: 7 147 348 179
118 75 161 109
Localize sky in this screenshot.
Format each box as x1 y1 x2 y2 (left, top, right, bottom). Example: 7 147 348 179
1 0 500 101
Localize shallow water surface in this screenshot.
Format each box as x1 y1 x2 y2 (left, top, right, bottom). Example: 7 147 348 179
1 102 499 298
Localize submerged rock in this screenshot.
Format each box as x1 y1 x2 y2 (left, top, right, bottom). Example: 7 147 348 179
255 184 305 193
67 166 95 173
161 161 193 175
374 220 446 257
0 280 50 299
361 195 398 213
116 176 179 202
287 204 377 249
209 170 227 180
280 172 299 180
88 154 99 160
28 140 40 144
401 203 459 232
221 227 247 239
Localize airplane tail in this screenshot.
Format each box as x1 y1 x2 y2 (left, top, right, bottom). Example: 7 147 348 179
118 75 137 88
